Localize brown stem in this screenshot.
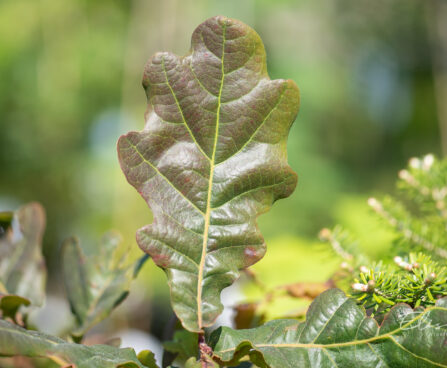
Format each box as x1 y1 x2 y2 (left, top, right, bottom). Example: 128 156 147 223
198 332 214 368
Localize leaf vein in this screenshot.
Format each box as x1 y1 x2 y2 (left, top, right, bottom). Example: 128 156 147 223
196 20 227 330
215 86 288 166
145 238 200 269
161 55 211 161
210 179 288 210
125 139 205 216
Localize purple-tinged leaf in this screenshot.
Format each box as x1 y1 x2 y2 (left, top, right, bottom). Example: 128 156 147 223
118 16 299 332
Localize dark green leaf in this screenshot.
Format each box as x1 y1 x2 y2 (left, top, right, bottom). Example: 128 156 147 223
210 288 447 368
118 15 300 332
0 295 30 320
62 232 147 337
163 330 198 366
0 203 46 314
0 211 13 237
0 319 157 368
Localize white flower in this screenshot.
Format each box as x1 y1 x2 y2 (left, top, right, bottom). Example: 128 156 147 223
352 283 368 292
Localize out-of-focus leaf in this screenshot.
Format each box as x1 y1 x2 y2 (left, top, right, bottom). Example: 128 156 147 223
180 356 218 368
118 15 300 332
0 212 13 238
210 289 447 368
104 337 122 348
233 303 258 330
0 295 30 320
62 231 148 338
0 319 157 368
0 203 46 317
163 330 197 366
184 358 201 368
284 281 332 300
137 351 158 368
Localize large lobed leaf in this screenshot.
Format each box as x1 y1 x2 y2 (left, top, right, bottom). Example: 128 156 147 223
0 203 46 317
62 232 148 338
0 319 157 368
210 288 447 368
118 16 300 332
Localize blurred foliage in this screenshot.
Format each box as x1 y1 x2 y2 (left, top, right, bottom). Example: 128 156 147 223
317 154 447 322
0 203 46 322
241 236 339 320
0 0 445 346
236 154 447 327
370 154 447 258
61 232 147 340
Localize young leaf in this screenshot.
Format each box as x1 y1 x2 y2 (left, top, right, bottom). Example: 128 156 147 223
210 289 447 368
62 232 148 338
118 15 300 332
0 295 30 321
137 351 159 368
163 330 198 366
0 319 157 368
0 203 46 315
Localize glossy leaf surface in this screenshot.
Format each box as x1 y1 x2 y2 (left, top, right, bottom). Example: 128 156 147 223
0 319 156 368
118 16 300 332
0 203 46 314
210 289 447 368
62 232 147 337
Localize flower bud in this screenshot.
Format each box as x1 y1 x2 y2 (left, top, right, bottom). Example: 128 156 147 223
366 280 376 292
319 228 331 240
425 273 436 284
352 283 368 292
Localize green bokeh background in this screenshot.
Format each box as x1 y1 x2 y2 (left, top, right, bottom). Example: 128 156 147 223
0 0 445 340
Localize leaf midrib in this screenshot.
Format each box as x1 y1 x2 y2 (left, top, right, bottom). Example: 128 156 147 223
216 305 447 367
139 20 283 331
161 56 210 161
196 21 227 330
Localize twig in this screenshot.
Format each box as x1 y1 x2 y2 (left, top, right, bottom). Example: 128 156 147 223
198 333 213 368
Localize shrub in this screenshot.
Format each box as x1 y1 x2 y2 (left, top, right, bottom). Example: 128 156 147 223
1 16 446 368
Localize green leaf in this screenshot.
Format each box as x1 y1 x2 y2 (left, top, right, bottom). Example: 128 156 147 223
62 231 147 337
0 203 46 313
0 319 157 368
183 356 218 368
210 289 447 368
118 15 300 332
137 350 159 368
0 295 30 320
163 330 198 366
0 211 13 237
